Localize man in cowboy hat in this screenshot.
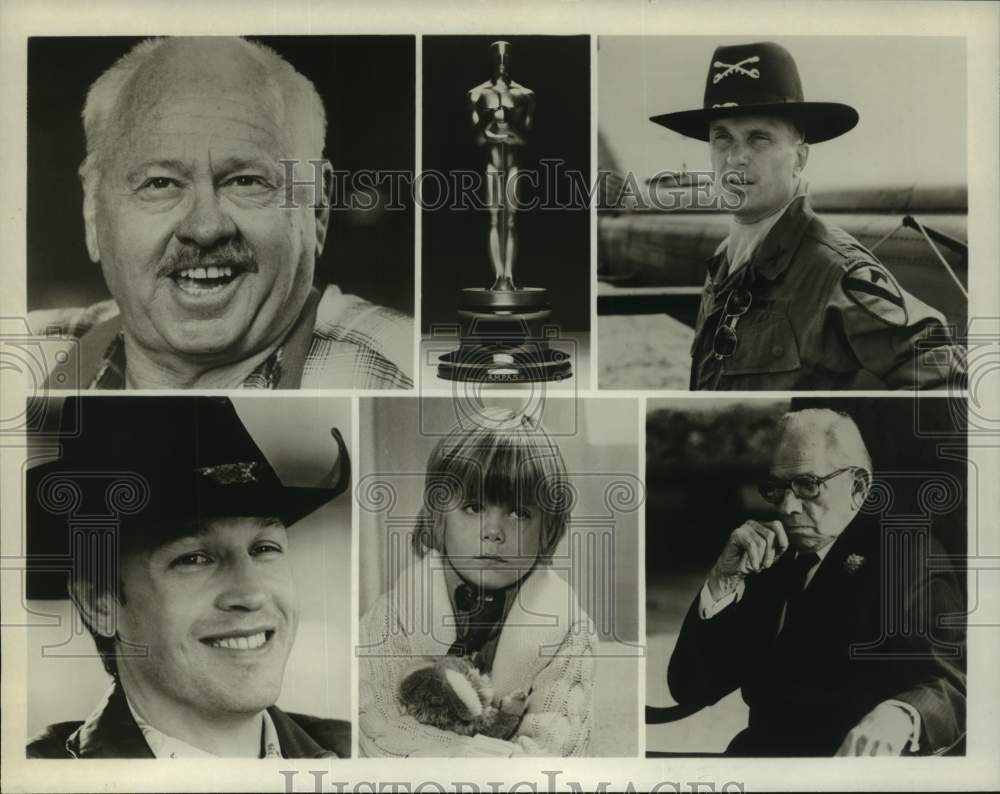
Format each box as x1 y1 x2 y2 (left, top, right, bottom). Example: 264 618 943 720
650 41 964 390
25 397 351 758
667 409 965 756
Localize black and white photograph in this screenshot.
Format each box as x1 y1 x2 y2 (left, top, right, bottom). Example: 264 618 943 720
26 36 415 390
644 397 967 756
420 36 590 388
1 1 998 792
24 396 353 758
357 397 641 757
598 36 969 390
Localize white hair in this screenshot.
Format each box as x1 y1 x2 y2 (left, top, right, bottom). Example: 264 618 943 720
777 408 873 474
78 37 327 191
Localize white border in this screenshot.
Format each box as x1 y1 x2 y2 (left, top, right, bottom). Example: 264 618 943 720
1 1 997 792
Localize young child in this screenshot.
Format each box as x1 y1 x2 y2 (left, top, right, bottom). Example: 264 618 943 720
359 407 596 757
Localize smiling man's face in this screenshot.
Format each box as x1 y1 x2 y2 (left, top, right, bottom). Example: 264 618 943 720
113 517 298 720
709 114 808 224
85 38 328 371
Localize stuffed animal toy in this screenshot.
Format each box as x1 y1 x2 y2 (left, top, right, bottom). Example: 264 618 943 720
399 656 528 739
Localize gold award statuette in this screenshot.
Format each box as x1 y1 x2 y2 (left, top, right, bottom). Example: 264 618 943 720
437 41 572 384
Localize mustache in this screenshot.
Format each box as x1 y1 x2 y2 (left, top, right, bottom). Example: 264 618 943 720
157 240 259 278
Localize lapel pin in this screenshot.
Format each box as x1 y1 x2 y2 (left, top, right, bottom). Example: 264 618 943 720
844 553 866 575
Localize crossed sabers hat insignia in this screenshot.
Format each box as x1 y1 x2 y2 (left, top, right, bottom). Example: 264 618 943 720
648 41 859 144
713 55 760 83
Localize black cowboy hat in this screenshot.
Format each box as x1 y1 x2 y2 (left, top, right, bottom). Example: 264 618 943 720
25 397 350 599
650 41 858 144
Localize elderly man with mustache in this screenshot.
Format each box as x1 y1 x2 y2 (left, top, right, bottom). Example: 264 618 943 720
30 37 412 390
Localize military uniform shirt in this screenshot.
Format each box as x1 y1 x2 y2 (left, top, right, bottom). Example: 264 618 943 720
689 196 964 390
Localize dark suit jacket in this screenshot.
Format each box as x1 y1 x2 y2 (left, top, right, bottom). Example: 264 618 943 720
27 682 351 759
668 518 966 756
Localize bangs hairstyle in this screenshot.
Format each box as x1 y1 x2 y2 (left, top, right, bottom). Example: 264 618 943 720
411 408 571 562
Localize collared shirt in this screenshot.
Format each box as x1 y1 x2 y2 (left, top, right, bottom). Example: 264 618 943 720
127 695 282 759
443 561 525 673
27 681 349 758
717 192 807 278
31 284 413 390
689 195 965 390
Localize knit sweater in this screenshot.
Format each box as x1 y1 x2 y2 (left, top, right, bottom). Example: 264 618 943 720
359 550 596 757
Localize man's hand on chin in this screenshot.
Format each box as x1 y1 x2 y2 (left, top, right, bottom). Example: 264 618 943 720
706 519 788 600
835 702 915 756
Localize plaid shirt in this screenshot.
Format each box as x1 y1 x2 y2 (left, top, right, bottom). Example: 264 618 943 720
30 285 413 390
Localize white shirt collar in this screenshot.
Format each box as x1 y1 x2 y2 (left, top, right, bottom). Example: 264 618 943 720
126 696 282 759
812 542 834 563
715 190 808 277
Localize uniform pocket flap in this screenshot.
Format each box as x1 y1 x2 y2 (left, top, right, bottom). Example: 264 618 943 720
724 312 802 375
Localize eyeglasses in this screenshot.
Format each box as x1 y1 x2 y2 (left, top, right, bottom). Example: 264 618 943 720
758 467 855 504
712 287 752 360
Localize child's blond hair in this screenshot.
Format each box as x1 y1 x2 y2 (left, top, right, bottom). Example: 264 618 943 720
411 407 571 563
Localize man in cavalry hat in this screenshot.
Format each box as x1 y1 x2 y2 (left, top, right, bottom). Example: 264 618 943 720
651 41 964 390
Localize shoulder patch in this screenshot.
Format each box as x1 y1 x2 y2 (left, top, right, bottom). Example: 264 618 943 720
841 263 908 327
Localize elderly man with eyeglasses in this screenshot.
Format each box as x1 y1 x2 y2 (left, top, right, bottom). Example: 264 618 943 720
650 41 964 390
666 409 965 756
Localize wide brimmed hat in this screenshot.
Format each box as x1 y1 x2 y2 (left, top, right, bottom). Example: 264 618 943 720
26 397 349 599
649 41 858 144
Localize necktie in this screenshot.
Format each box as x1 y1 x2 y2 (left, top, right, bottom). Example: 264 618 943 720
447 583 508 666
783 551 820 628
